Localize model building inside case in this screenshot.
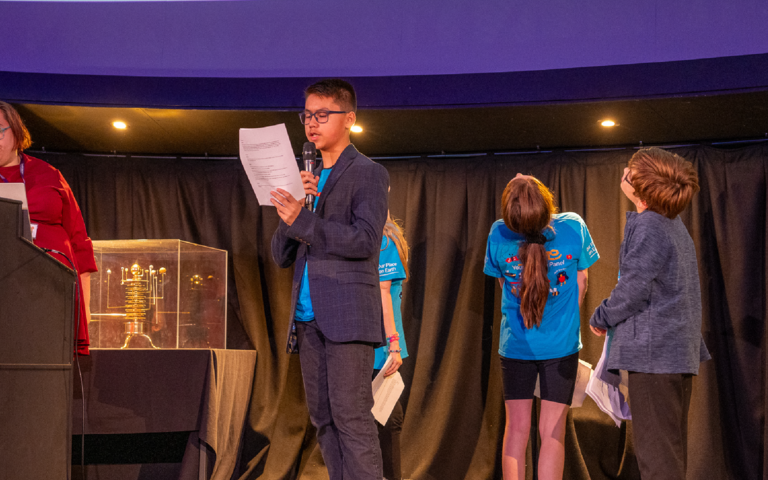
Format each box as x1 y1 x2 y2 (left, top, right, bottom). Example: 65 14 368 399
89 240 227 349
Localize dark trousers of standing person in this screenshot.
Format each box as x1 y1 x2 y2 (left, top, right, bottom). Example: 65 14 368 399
628 372 693 480
372 369 405 480
296 320 383 480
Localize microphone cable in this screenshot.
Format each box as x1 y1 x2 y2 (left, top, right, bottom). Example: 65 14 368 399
42 248 85 479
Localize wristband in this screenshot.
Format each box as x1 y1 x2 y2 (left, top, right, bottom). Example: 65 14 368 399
388 348 402 353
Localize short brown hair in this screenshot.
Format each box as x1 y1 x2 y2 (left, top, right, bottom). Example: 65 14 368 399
304 79 357 112
628 147 699 219
0 101 32 151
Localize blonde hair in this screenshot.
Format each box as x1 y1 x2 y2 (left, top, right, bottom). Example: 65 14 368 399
382 218 409 282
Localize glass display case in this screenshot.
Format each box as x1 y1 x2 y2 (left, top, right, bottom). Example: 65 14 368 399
89 240 227 349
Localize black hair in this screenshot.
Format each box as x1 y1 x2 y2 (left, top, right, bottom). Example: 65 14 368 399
304 78 357 112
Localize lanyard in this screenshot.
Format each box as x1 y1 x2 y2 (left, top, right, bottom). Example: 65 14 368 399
0 154 25 184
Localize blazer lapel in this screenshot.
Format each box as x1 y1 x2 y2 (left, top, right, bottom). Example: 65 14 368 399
312 158 324 176
315 144 357 214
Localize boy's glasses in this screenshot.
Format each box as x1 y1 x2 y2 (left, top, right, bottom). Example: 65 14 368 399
299 110 348 125
623 170 633 186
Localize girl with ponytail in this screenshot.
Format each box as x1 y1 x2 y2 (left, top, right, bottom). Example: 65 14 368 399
484 174 600 480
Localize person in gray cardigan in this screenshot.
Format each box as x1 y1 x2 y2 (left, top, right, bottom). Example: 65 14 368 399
589 147 710 480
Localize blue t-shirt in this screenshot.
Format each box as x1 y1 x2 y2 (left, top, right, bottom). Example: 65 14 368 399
483 212 599 360
294 168 332 322
374 235 408 370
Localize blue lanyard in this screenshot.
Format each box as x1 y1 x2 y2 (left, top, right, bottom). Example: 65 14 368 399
0 154 25 184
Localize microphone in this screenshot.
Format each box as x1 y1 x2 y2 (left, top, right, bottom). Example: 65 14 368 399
303 142 317 211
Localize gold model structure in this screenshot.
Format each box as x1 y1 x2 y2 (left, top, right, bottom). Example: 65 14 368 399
120 263 166 349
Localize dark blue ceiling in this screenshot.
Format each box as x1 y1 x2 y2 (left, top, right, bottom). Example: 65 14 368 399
2 54 768 110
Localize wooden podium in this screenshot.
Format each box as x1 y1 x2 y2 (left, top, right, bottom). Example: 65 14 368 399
0 197 77 478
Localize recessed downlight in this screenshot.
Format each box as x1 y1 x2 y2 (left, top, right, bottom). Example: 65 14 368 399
600 120 616 127
351 125 363 133
113 121 127 129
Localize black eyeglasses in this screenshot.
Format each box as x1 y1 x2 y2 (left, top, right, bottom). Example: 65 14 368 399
623 170 633 186
0 126 9 141
299 110 348 125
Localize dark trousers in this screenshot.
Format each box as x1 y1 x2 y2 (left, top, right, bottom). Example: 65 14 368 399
372 369 405 480
296 320 383 480
628 372 693 480
377 400 404 480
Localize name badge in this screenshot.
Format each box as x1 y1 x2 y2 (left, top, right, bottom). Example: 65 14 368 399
30 223 38 240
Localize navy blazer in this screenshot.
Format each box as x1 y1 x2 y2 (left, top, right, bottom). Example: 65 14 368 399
272 144 389 347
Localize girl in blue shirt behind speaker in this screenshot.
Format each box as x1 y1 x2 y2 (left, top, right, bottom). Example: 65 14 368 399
375 213 409 480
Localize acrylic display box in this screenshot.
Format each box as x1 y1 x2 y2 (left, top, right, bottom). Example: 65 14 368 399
89 240 227 349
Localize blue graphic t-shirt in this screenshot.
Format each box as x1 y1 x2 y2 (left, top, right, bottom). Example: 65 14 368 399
483 212 599 360
294 168 332 322
374 235 408 370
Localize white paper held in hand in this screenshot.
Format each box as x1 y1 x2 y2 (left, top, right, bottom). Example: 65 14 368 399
585 334 631 427
371 354 405 425
239 124 305 206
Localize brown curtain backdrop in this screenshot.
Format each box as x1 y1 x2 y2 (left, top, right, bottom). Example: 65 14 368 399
40 142 767 480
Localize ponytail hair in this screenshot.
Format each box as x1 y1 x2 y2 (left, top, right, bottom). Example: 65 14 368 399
501 176 557 328
382 217 409 282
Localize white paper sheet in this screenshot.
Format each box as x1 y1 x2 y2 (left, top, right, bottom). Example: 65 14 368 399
585 334 631 427
571 359 593 407
371 355 405 425
239 124 304 206
532 359 593 408
0 183 29 210
0 184 33 240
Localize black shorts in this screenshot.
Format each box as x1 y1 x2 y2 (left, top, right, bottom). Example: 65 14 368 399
499 352 579 406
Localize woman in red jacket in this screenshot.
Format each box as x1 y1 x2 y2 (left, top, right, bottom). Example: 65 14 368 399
0 101 97 355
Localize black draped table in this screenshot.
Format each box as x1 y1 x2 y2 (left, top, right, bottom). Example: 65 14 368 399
72 349 257 480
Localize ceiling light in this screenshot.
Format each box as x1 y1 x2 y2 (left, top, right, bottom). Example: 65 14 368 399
600 120 616 127
351 125 363 133
113 121 127 129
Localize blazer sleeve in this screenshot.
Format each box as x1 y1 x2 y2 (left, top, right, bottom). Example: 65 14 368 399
589 221 670 329
271 220 300 268
285 163 388 259
59 172 98 273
